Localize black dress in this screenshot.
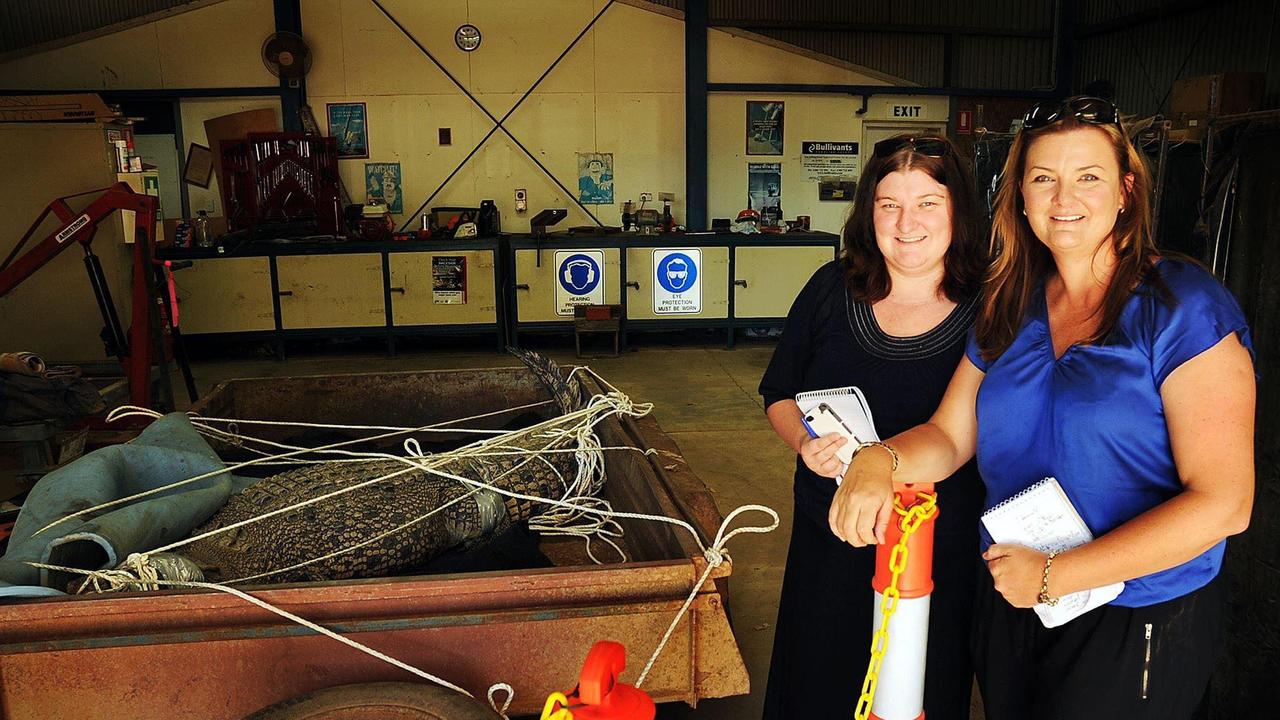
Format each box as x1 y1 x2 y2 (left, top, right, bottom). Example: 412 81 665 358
759 261 984 720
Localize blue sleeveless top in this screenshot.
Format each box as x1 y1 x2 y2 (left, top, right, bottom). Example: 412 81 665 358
965 258 1253 607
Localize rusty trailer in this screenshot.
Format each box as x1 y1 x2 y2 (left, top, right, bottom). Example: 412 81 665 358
0 367 749 719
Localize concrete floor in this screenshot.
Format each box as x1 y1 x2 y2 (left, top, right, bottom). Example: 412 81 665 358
177 335 981 719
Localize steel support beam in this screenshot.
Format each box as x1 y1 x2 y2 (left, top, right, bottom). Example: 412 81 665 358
707 84 1057 100
709 20 1051 40
685 0 709 231
274 0 305 132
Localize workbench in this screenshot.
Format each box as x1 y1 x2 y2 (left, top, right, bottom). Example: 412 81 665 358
505 231 839 348
158 230 839 355
157 238 506 357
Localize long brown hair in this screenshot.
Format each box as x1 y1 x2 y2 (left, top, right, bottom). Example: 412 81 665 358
975 115 1162 361
841 135 985 303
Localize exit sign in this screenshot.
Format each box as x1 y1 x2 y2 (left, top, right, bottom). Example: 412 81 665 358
892 105 923 118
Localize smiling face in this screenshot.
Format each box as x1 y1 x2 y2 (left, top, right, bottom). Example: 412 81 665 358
1020 126 1133 261
872 168 954 281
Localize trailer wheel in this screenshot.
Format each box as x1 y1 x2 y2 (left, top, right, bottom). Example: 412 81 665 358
243 682 503 720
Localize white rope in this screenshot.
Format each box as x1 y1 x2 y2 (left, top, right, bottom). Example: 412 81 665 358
41 395 627 538
634 504 779 687
25 502 779 713
26 559 514 719
53 368 780 710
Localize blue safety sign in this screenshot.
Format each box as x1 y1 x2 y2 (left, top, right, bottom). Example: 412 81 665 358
554 250 605 316
558 253 601 294
653 248 702 315
656 252 698 294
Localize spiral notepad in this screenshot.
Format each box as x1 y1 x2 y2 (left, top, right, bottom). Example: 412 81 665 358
794 386 878 443
981 477 1124 627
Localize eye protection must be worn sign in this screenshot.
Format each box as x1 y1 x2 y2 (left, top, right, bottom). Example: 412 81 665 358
555 250 605 316
653 249 701 314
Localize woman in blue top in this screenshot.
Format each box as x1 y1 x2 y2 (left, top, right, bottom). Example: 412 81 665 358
830 97 1255 719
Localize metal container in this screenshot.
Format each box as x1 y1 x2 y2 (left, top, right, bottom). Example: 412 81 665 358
0 367 747 719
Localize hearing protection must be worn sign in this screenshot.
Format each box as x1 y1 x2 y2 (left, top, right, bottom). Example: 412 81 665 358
653 249 701 314
555 250 605 316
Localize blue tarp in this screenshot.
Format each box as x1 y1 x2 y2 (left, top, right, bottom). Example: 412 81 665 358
0 413 252 598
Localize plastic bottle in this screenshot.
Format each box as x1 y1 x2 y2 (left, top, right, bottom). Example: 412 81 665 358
193 210 213 248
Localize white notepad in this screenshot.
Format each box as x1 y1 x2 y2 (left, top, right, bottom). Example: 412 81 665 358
981 477 1124 628
794 386 879 444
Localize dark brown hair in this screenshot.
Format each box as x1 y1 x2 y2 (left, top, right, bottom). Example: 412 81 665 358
975 114 1161 361
840 134 985 303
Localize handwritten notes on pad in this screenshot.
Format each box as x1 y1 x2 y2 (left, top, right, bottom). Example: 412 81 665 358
980 477 1124 628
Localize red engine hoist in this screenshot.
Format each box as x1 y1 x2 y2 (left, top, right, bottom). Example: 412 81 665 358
0 182 196 413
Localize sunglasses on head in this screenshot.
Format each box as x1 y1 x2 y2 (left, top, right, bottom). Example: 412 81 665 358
1022 96 1120 131
872 136 951 159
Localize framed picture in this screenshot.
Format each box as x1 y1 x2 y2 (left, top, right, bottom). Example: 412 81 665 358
576 152 614 205
327 102 369 159
364 162 403 214
746 101 785 155
182 143 213 187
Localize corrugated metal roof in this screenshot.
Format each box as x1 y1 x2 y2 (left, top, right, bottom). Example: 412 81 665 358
0 0 209 55
753 28 947 85
1076 0 1276 115
705 0 1051 31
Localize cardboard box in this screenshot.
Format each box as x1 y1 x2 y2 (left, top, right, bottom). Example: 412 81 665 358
1168 111 1209 142
1169 73 1265 117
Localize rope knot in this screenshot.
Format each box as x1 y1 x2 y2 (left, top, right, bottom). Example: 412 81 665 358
703 548 726 567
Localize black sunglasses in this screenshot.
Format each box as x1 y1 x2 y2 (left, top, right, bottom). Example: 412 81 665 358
1022 96 1119 130
872 136 951 159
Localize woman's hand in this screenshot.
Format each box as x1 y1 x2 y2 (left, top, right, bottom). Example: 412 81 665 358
828 445 895 546
983 544 1048 608
799 433 848 479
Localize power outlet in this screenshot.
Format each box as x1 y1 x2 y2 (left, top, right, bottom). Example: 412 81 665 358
639 192 653 202
515 188 528 213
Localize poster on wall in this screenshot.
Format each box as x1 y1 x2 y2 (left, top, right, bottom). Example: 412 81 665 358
327 102 369 159
819 179 858 202
748 162 782 216
746 101 785 155
653 249 701 315
801 141 860 182
364 162 403 214
577 152 614 205
555 250 605 316
432 256 467 304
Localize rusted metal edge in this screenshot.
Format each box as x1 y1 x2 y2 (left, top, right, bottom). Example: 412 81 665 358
0 560 727 641
0 597 699 656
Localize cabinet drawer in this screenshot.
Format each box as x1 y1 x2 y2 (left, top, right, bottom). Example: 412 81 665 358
389 251 498 326
277 253 385 329
174 257 274 334
733 246 834 318
624 246 729 320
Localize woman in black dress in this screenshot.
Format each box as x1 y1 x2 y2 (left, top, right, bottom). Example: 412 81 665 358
759 135 987 719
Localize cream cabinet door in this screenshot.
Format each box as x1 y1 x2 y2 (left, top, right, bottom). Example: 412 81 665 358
733 246 834 318
625 246 729 320
513 248 621 323
276 253 385 329
389 251 498 326
174 257 274 333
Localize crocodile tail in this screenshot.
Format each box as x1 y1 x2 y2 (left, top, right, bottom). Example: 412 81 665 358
507 347 584 414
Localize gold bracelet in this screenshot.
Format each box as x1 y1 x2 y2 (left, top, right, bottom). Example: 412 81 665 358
854 440 899 471
1038 550 1060 606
